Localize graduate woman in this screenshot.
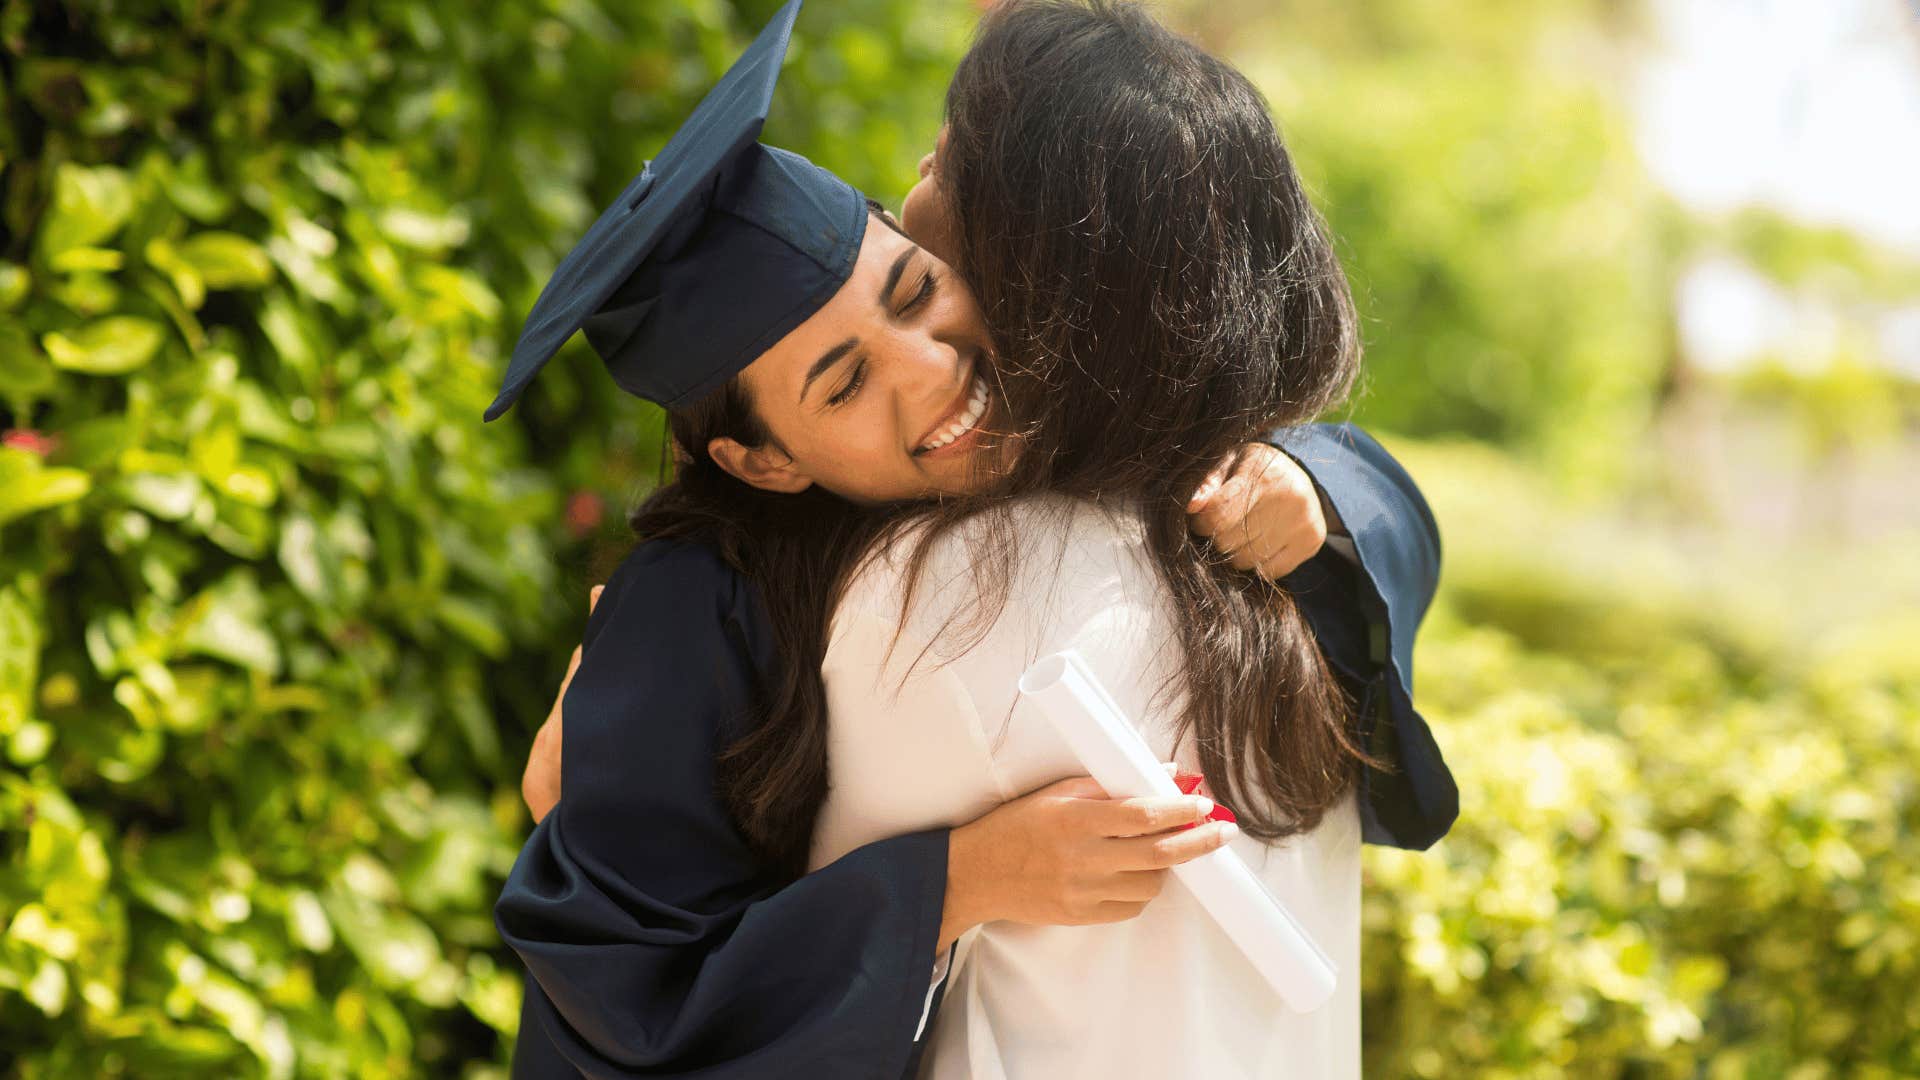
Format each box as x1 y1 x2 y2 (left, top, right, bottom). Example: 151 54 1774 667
490 2 1452 1076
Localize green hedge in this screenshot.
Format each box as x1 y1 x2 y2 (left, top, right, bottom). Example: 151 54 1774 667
1361 443 1920 1078
0 1 960 1074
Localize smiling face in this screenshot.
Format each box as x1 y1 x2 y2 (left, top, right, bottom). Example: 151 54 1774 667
705 210 1000 503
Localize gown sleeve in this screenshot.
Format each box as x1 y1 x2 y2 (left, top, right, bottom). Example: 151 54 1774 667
1261 421 1460 851
495 540 949 1079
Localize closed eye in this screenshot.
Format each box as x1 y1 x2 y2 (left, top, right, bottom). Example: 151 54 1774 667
899 269 937 315
826 359 867 408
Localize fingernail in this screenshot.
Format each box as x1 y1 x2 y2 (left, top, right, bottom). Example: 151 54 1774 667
1219 822 1239 842
1193 797 1213 819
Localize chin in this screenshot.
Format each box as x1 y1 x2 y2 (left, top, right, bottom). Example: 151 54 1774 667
812 473 917 506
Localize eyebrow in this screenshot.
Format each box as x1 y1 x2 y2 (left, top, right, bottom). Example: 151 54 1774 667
879 247 915 307
798 247 921 404
800 338 859 403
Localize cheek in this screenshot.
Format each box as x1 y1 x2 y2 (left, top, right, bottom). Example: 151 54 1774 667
900 177 958 267
793 408 912 484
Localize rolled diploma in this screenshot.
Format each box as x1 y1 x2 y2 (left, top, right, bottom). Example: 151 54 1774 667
1017 649 1338 1013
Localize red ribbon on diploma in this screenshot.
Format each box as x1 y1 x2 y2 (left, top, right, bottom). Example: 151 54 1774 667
1174 771 1237 829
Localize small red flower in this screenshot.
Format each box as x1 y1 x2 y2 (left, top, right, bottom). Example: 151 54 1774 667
564 490 606 540
2 429 58 457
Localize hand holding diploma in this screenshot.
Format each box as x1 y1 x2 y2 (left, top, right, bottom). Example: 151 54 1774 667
938 764 1237 954
1019 649 1340 1013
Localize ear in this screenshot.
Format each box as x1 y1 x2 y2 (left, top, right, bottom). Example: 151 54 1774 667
706 436 814 495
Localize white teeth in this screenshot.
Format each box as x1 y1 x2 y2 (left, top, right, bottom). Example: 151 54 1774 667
919 377 990 452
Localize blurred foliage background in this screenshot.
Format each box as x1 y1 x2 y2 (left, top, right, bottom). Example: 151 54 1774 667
1 0 1915 1076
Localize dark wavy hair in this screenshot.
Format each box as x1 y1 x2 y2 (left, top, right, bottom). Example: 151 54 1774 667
634 0 1368 876
626 375 890 879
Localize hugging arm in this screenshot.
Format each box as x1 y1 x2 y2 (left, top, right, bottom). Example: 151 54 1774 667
495 541 947 1079
497 541 1225 1078
1263 422 1459 851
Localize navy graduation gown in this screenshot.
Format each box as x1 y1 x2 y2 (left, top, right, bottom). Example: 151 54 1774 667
1271 422 1459 851
495 540 948 1078
496 422 1454 1077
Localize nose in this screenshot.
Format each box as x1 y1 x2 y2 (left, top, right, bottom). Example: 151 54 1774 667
885 333 964 435
899 335 959 397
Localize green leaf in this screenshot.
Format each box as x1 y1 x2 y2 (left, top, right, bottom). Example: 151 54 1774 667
0 262 32 309
180 571 281 676
188 423 239 483
286 891 335 953
112 1026 245 1072
258 295 315 370
160 153 234 223
218 465 276 507
177 233 274 289
377 207 470 251
0 584 40 739
9 720 53 765
42 316 166 375
0 325 57 410
143 238 205 310
35 163 136 261
277 514 327 600
158 666 220 734
48 271 121 317
460 954 523 1035
323 886 443 990
434 595 507 658
23 957 68 1016
48 246 124 273
398 800 494 912
121 472 203 521
0 449 92 528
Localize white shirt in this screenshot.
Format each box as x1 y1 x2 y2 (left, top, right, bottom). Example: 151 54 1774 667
809 495 1361 1080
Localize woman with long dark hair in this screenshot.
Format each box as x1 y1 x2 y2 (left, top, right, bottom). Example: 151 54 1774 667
495 1 1451 1075
796 3 1389 1072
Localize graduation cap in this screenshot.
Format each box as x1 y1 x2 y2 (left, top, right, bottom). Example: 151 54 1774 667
484 0 866 421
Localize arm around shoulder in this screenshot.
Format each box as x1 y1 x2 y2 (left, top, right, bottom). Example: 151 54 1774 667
1262 423 1459 851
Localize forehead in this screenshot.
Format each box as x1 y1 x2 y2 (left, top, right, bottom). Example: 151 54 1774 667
738 214 916 398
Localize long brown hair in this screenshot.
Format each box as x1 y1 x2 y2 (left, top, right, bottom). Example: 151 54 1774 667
628 379 889 881
636 0 1368 876
904 0 1367 841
